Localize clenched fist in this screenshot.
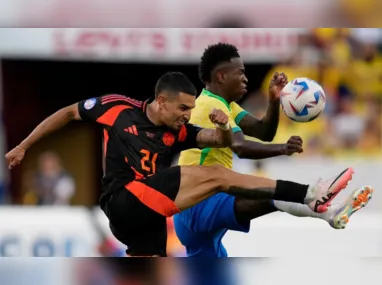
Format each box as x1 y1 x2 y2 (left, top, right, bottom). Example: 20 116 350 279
5 146 26 170
209 108 229 130
269 72 288 101
281 136 303 156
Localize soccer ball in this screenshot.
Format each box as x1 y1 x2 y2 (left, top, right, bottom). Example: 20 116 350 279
280 78 326 123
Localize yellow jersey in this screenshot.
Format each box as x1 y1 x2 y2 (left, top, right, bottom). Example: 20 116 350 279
178 89 248 169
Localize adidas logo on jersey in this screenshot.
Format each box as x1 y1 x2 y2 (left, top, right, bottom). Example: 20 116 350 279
124 125 138 135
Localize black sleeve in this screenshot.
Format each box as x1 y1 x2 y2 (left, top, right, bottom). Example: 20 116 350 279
77 97 105 122
78 95 132 126
177 123 203 151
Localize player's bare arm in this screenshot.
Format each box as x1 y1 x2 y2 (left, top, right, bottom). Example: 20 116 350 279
239 72 288 142
230 132 303 159
196 108 233 148
5 103 81 169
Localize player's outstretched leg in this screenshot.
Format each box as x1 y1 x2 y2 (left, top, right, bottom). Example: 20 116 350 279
174 165 354 214
273 185 374 229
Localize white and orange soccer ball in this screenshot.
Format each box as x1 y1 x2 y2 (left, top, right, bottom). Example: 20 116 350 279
280 78 326 123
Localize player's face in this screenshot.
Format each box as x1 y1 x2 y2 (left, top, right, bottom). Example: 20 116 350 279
222 58 248 101
159 92 196 130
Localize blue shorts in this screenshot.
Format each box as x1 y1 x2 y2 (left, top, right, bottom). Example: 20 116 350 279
173 193 250 257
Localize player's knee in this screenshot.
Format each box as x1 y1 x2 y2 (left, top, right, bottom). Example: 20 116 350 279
207 164 231 191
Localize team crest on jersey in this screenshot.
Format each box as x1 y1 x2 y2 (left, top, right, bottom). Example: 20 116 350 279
84 98 96 110
162 132 175 146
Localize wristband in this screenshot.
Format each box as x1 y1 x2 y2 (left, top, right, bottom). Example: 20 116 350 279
215 122 230 131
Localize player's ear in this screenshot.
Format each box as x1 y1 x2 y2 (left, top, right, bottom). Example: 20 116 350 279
156 93 168 109
216 71 225 84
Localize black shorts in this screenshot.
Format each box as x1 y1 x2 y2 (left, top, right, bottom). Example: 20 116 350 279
102 166 181 257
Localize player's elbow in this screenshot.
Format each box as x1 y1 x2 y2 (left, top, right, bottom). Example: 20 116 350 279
261 133 275 142
257 129 275 142
255 123 276 142
230 141 246 158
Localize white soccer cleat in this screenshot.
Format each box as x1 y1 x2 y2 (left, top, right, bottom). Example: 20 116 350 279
307 168 354 213
329 185 374 229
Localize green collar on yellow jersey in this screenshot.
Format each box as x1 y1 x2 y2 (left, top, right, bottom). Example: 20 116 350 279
201 89 231 111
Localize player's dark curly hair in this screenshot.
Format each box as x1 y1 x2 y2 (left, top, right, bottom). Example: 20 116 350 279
198 43 240 84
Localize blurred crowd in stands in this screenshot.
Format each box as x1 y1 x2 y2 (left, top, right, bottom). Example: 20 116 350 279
242 28 382 158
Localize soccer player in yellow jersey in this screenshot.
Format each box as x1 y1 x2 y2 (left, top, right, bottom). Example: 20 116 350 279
174 43 374 257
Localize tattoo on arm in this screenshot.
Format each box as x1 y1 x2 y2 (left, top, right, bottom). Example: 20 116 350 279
196 129 224 148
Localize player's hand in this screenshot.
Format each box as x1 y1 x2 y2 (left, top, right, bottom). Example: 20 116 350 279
269 72 288 101
281 136 303 156
5 146 26 170
209 108 229 130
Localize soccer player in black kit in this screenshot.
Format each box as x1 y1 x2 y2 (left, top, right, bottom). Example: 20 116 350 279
6 72 355 257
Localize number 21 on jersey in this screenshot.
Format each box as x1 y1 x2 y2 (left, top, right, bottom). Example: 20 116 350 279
140 149 158 174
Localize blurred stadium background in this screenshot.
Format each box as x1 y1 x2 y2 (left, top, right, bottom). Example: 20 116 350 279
1 0 381 27
0 28 381 261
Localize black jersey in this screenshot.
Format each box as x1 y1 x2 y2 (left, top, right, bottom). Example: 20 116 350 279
77 94 202 204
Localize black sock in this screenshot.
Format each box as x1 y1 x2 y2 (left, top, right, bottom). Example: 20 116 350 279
274 180 309 204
